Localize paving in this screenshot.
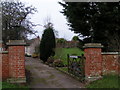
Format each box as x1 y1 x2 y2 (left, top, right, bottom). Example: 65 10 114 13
25 57 85 89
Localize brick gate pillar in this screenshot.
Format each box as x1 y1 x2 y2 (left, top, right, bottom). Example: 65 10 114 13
0 41 9 81
0 40 2 82
83 43 103 81
7 40 26 83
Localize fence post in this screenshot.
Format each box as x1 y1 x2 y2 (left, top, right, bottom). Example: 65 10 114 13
67 54 69 72
83 43 103 81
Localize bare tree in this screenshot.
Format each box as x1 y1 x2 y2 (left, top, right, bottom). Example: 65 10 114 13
43 16 59 38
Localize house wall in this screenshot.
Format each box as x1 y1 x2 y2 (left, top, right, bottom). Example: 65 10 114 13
25 38 40 55
29 44 35 55
25 46 34 55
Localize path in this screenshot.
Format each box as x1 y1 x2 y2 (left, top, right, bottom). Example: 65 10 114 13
25 57 85 89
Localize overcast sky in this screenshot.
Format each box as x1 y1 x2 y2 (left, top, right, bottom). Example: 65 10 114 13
20 0 79 41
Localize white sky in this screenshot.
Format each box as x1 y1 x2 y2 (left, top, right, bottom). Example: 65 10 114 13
19 0 79 41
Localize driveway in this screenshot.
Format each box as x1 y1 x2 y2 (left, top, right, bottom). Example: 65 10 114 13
25 57 85 88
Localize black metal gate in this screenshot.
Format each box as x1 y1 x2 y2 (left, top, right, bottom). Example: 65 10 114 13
67 54 85 82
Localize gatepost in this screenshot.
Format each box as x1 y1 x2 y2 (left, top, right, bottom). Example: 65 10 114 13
83 43 103 81
6 40 26 83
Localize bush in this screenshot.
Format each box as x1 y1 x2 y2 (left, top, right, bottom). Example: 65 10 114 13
47 56 54 64
53 59 64 67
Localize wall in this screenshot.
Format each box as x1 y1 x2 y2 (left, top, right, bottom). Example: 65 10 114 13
102 52 119 75
56 41 79 48
84 43 119 81
2 41 119 82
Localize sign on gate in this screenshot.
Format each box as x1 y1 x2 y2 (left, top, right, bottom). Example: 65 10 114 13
69 56 78 58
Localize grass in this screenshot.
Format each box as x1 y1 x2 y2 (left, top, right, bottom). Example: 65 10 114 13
86 74 120 88
0 82 2 90
1 82 29 89
54 48 84 65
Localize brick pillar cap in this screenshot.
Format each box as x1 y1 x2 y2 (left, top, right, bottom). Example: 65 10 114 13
6 40 27 46
83 43 103 48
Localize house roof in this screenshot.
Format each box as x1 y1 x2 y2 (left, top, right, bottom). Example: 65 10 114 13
26 39 34 45
25 36 40 46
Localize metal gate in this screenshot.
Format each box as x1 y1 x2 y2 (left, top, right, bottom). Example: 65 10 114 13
67 54 85 82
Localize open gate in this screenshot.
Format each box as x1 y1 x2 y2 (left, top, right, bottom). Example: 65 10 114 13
67 54 85 82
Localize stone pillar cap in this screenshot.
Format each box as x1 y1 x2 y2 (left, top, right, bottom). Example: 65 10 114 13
6 40 27 46
83 43 104 48
0 40 2 43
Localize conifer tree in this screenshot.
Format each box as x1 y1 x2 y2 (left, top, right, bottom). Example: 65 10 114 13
40 23 56 62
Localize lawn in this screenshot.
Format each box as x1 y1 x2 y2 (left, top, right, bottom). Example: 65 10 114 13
86 74 120 88
54 48 84 65
1 82 29 89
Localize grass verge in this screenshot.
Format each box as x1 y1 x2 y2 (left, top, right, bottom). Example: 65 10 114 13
1 82 29 89
86 74 120 88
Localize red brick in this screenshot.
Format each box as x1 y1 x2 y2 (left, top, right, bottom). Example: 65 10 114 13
8 46 25 78
2 53 9 80
102 54 119 74
84 47 102 77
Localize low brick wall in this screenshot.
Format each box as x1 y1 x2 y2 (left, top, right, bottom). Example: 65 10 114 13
1 51 9 80
102 52 119 75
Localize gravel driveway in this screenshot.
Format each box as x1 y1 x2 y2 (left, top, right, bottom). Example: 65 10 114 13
25 57 85 89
